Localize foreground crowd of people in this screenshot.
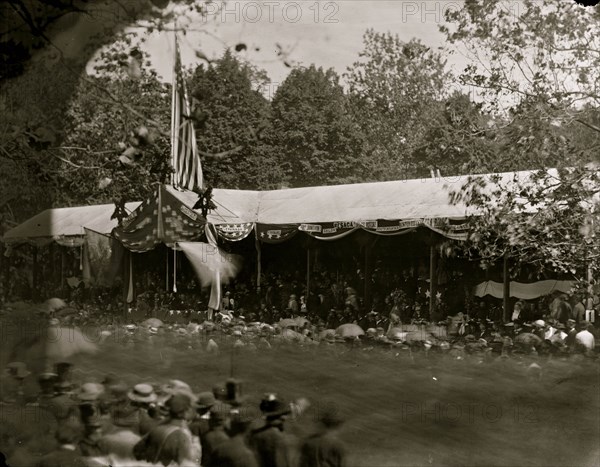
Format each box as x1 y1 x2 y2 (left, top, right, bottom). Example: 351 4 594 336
1 360 342 467
0 288 598 467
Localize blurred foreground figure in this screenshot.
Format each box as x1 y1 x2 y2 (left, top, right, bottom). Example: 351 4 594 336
35 423 87 467
206 406 258 467
299 406 347 467
249 393 296 467
133 392 198 466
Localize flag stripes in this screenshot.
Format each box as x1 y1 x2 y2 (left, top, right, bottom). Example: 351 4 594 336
171 37 203 192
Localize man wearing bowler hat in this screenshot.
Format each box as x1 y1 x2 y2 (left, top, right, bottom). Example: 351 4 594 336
202 404 230 466
191 391 216 439
249 393 296 467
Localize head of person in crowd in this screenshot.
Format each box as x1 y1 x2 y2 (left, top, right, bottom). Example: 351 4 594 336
318 404 345 432
55 422 81 447
82 418 103 444
54 362 73 384
212 382 227 402
259 393 291 426
38 372 57 396
196 391 216 417
165 392 196 421
54 380 74 395
128 383 157 409
111 403 140 429
227 406 255 437
224 378 246 407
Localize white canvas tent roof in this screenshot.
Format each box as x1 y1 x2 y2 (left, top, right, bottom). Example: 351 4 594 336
3 169 555 245
253 176 470 224
3 202 141 245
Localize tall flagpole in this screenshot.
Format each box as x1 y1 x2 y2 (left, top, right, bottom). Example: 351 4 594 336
170 31 178 187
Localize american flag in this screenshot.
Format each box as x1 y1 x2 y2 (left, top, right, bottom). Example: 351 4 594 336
171 36 203 192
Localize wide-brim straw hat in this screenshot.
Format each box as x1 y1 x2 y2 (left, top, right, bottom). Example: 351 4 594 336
77 382 105 401
128 383 157 403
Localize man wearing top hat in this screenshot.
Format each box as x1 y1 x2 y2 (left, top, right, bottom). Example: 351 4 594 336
55 361 74 385
249 393 296 467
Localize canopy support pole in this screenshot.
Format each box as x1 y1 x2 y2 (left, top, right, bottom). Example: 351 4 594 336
173 247 177 293
503 253 510 322
49 243 56 290
165 248 169 292
306 246 311 298
429 242 438 321
60 246 66 296
32 246 38 301
255 232 262 295
122 250 129 316
364 240 375 312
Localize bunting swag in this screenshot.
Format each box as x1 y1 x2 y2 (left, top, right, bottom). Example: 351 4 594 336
83 228 124 287
256 218 468 243
215 223 254 242
255 224 299 244
113 185 205 252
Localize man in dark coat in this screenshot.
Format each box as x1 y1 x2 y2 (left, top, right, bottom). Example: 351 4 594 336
207 406 258 467
299 406 347 467
49 380 79 423
36 423 87 467
202 404 230 466
133 392 198 466
249 394 296 467
565 319 578 348
78 419 104 457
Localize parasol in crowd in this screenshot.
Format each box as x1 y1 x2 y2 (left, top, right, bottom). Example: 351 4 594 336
514 333 543 346
293 317 309 327
387 327 409 341
282 329 305 342
44 298 67 313
142 318 164 328
335 323 365 338
318 329 336 340
278 318 300 328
